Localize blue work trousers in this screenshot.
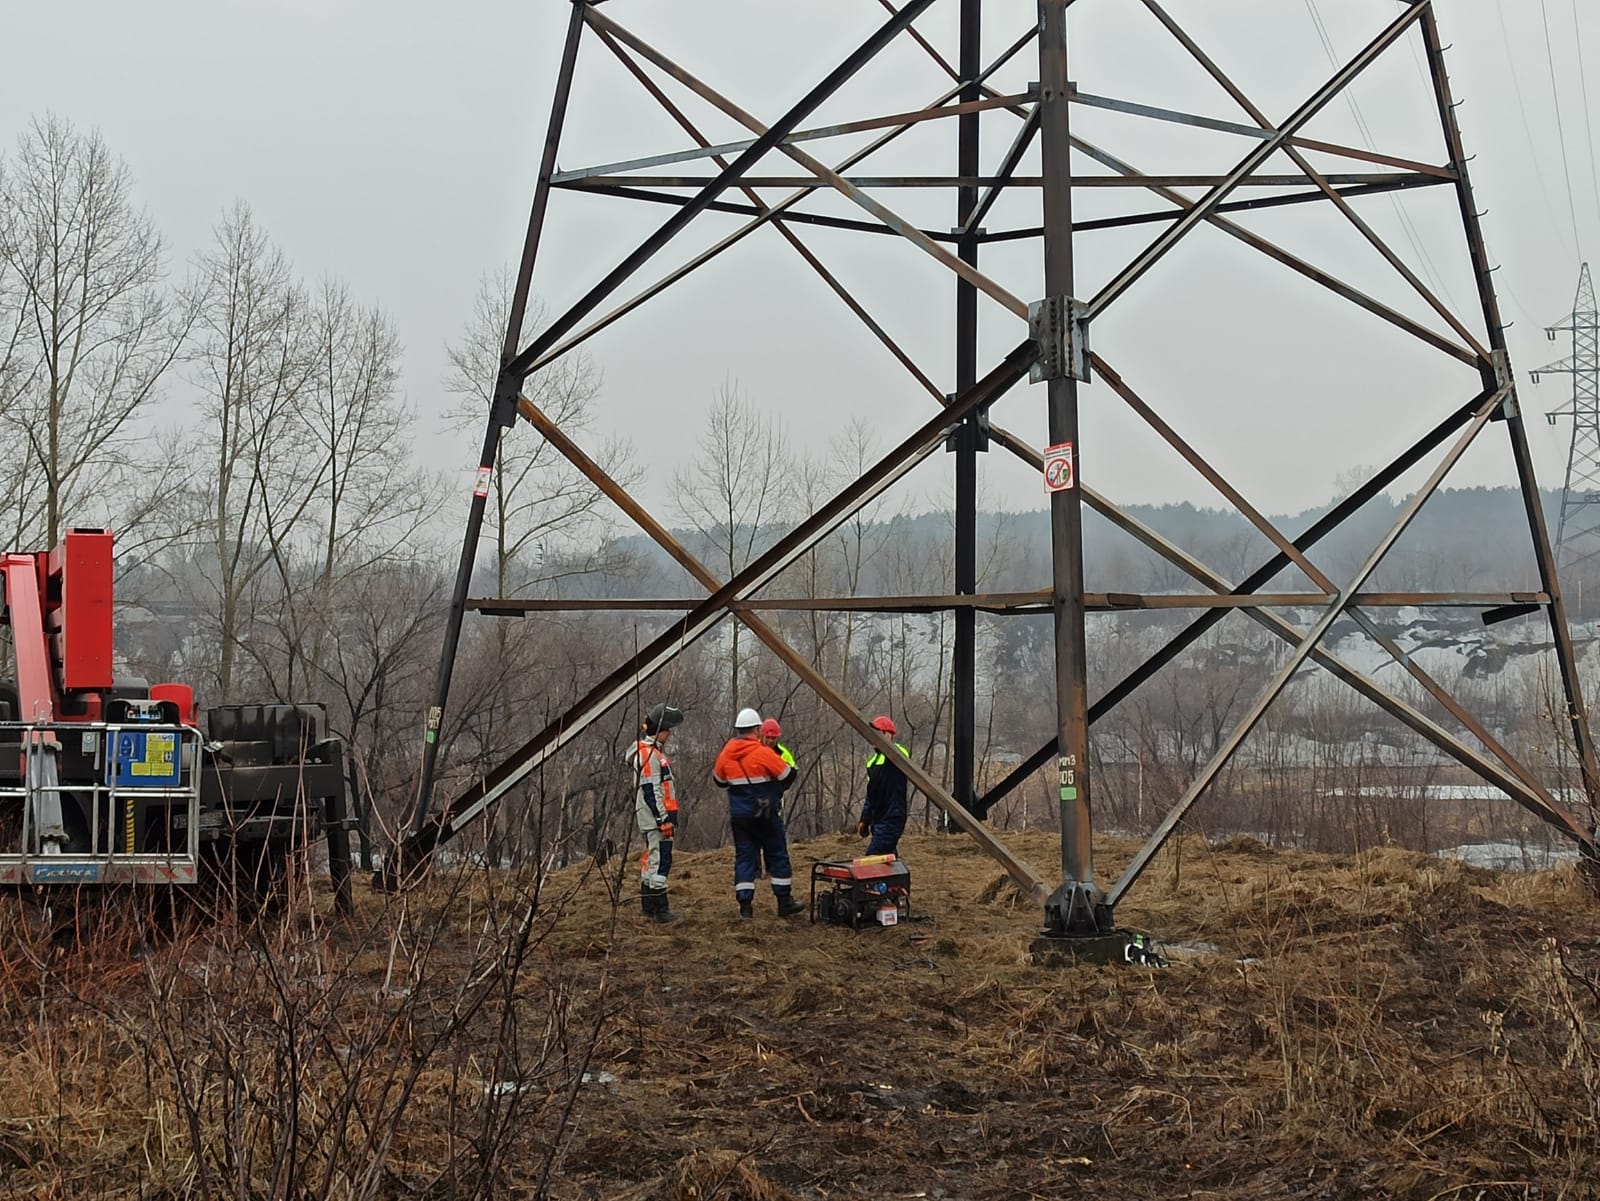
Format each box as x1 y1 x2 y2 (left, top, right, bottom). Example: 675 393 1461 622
731 813 794 899
865 814 906 857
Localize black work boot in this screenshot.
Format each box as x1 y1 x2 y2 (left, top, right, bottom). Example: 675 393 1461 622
654 891 681 924
640 884 654 918
738 898 754 920
775 893 805 918
645 887 681 924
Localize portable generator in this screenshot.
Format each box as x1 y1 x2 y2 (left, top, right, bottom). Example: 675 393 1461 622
809 855 911 928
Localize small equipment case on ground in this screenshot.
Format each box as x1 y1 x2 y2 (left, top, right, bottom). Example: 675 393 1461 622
809 854 911 928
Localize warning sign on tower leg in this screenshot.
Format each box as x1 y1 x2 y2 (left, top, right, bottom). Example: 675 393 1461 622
1043 442 1075 493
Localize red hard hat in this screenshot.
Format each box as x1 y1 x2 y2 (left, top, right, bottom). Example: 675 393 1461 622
760 718 782 738
870 714 896 736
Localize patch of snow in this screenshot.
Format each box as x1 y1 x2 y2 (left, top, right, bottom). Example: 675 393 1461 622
1439 841 1580 871
1158 941 1221 962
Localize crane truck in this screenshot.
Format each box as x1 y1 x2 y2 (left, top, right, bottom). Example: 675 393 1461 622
0 528 354 915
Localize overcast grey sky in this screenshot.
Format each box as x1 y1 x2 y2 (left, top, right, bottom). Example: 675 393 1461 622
4 0 1598 528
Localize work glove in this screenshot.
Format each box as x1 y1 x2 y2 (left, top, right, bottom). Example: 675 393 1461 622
855 820 869 837
658 820 675 840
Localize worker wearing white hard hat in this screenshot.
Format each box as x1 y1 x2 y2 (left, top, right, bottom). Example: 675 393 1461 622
712 707 801 919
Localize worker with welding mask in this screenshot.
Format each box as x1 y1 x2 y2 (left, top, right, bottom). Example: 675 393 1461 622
631 703 684 923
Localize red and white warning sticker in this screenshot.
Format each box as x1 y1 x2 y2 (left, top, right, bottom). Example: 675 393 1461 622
472 465 494 499
1043 441 1075 493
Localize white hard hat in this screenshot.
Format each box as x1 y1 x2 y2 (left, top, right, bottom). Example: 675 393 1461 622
734 707 762 730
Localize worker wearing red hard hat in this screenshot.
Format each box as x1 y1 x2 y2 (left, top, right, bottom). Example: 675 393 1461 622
759 717 795 770
755 719 797 892
857 714 911 856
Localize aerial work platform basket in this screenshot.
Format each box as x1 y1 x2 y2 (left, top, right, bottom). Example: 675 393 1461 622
0 720 203 886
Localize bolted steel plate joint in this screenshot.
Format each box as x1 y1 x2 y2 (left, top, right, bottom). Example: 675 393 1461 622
944 395 992 453
1490 350 1520 421
491 370 523 430
1029 295 1090 384
1492 348 1513 390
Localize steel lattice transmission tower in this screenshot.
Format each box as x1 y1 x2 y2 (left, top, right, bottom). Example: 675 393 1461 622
388 0 1600 951
1534 264 1600 573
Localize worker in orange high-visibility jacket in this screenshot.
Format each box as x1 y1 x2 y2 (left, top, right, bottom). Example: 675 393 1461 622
713 708 802 919
630 703 684 923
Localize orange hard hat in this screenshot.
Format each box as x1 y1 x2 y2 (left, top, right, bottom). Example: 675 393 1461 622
760 718 782 738
870 714 896 736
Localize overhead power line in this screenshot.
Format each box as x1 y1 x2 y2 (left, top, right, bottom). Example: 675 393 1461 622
1572 0 1600 246
1497 0 1578 258
1539 0 1585 256
1302 0 1457 310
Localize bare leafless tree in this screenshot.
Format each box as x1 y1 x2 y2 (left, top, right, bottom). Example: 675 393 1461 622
444 270 627 598
0 197 31 553
252 278 441 701
0 152 29 443
439 272 642 856
0 115 191 551
314 560 448 855
673 380 791 707
183 202 318 701
302 278 423 582
759 419 899 830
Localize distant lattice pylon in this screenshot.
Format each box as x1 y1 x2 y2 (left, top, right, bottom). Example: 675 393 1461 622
1535 263 1600 571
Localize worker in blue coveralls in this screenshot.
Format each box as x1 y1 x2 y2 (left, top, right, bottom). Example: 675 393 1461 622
713 707 803 920
856 714 911 857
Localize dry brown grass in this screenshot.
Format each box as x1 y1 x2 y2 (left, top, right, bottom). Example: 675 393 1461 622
0 829 1597 1199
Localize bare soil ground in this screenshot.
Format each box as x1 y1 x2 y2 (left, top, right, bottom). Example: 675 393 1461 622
2 829 1599 1200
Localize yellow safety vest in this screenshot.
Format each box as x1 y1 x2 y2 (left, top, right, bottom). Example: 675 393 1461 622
865 742 910 769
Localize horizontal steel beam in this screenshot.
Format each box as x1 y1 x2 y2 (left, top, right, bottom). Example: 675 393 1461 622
571 185 962 242
603 177 1448 245
561 172 1431 190
1067 88 1455 179
552 91 1035 181
465 591 1554 615
979 176 1449 240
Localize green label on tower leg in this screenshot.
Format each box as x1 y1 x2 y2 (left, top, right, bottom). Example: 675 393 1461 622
1060 787 1078 801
